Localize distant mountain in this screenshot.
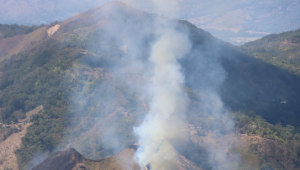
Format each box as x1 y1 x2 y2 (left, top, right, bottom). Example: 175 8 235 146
181 0 300 45
0 0 105 25
0 2 300 170
0 0 300 45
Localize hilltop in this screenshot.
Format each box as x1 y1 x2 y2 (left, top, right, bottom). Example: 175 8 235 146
1 1 300 45
0 2 300 170
0 0 103 25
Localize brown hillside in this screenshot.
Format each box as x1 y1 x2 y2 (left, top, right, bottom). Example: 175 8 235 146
51 2 151 41
0 122 32 170
33 146 202 170
0 26 48 61
0 2 149 62
0 106 43 170
189 132 297 170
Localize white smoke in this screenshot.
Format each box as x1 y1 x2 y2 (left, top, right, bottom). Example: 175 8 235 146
25 1 241 169
134 29 191 169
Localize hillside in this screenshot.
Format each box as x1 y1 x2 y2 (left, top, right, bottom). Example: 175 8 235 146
32 116 300 170
0 24 51 61
241 28 300 76
0 2 300 170
32 146 202 170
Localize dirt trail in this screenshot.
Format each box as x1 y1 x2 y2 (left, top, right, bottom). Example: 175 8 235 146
0 122 32 170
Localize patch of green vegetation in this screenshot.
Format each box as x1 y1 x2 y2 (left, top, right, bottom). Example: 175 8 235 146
234 111 300 169
0 37 87 169
0 39 76 124
0 24 45 38
241 29 300 77
234 111 299 143
0 28 135 169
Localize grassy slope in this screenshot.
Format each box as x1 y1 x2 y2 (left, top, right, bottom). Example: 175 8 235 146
0 25 49 61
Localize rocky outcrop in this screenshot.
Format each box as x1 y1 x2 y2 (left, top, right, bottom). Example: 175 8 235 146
47 24 60 37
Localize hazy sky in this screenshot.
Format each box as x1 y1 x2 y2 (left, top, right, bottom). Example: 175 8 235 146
0 0 299 45
124 0 300 45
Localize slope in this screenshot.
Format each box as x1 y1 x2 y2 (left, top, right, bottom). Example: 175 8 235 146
0 2 299 169
32 146 202 170
0 25 50 61
241 28 300 76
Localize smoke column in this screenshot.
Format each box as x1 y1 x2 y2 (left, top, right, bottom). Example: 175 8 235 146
134 29 191 169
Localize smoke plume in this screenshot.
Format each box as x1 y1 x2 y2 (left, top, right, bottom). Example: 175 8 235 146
25 1 241 170
134 30 191 169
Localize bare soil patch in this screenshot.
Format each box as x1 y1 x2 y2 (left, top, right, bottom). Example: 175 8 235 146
0 122 32 170
0 105 43 170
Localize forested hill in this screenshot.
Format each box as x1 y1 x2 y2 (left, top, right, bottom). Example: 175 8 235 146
241 28 300 76
0 2 300 170
0 24 44 39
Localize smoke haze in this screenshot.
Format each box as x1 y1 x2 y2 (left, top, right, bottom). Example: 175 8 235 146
23 1 241 170
134 29 191 169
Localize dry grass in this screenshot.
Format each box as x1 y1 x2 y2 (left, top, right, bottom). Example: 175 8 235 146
0 106 43 170
80 147 140 170
0 26 48 62
189 132 296 170
0 122 32 170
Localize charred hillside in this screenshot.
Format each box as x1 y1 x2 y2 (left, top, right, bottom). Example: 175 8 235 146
0 1 299 170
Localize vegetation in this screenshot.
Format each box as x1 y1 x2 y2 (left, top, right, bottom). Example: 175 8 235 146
234 111 297 142
0 38 75 124
241 28 300 76
0 37 84 168
0 126 15 141
185 107 300 169
0 28 138 169
1 6 300 169
0 24 45 38
234 111 300 169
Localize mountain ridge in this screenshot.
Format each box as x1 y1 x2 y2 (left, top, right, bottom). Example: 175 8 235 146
1 0 300 45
